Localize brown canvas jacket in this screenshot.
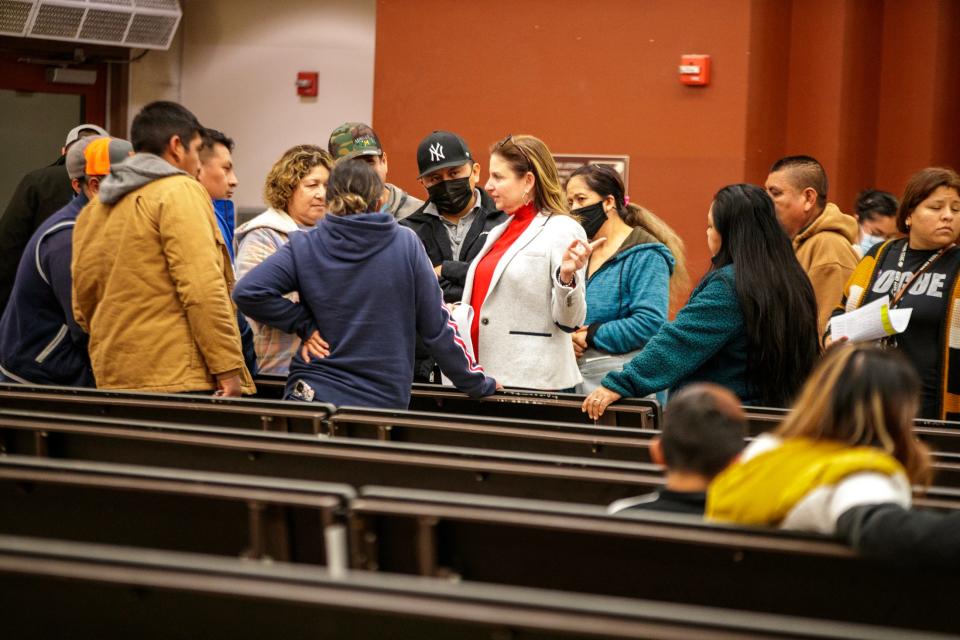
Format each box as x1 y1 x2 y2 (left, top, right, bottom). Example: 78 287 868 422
72 159 254 394
793 202 859 335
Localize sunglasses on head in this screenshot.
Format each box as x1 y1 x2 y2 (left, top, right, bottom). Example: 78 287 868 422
495 134 533 171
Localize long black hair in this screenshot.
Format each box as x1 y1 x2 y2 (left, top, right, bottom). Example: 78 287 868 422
710 184 819 406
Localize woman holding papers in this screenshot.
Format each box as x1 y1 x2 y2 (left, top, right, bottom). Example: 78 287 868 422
828 167 960 420
582 184 819 416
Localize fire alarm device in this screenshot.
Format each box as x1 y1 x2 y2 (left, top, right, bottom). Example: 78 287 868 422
296 72 318 97
679 55 710 86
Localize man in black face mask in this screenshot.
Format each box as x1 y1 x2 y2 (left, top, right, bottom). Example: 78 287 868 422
402 131 506 304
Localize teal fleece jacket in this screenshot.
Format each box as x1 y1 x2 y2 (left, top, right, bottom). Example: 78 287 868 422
601 264 753 402
585 228 674 354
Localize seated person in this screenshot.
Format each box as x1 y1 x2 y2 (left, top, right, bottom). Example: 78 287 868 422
708 343 960 568
608 383 746 515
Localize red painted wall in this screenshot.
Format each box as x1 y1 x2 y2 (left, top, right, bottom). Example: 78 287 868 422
374 0 755 281
374 0 960 286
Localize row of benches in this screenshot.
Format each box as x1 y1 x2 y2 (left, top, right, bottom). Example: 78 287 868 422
3 534 939 640
3 381 959 634
8 382 960 455
1 454 955 633
3 406 959 509
3 384 960 499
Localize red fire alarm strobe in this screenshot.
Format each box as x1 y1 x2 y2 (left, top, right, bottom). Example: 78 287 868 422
679 55 710 86
296 72 318 97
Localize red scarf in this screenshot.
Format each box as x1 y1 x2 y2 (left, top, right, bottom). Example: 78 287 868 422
469 202 538 358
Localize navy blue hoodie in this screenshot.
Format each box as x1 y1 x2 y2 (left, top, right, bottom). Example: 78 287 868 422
0 192 94 386
233 212 495 408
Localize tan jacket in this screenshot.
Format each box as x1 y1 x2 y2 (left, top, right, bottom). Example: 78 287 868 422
72 155 254 394
793 202 859 335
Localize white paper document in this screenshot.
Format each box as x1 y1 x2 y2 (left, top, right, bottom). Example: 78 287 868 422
829 295 912 343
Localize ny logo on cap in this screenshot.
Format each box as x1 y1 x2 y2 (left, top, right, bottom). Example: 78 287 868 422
429 143 445 162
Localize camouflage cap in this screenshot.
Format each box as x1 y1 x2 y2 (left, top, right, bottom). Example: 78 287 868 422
328 122 383 161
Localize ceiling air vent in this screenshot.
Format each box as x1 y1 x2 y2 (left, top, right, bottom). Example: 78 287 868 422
0 1 37 35
2 0 181 50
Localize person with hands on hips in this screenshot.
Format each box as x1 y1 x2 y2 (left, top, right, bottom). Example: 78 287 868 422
459 134 602 391
583 184 819 419
233 160 497 409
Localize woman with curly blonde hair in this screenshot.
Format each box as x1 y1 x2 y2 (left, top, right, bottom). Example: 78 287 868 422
235 144 333 374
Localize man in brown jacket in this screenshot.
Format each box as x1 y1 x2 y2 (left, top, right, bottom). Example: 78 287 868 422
765 155 859 335
72 101 254 396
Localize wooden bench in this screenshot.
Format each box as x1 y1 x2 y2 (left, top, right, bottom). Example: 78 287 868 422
329 406 960 468
0 534 933 640
0 409 665 505
0 382 333 434
7 382 959 465
0 454 353 563
327 406 654 461
0 384 658 462
745 406 960 452
348 486 958 634
262 377 960 454
2 408 959 506
253 377 663 429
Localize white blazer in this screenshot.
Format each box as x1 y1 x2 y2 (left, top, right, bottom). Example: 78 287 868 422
460 211 587 390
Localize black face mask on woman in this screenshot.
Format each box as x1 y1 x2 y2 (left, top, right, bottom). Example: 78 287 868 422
577 201 607 239
427 177 474 214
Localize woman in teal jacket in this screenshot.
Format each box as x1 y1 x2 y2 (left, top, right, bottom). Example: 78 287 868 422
566 164 688 395
583 183 819 417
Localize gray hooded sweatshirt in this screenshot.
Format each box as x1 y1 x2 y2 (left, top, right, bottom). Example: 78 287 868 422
98 153 188 206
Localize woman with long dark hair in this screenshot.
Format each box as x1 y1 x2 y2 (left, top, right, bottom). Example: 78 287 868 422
582 183 819 417
565 164 688 394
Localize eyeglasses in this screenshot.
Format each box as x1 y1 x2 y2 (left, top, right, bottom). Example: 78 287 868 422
495 134 533 171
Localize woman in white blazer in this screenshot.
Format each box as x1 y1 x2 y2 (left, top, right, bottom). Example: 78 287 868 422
460 135 603 390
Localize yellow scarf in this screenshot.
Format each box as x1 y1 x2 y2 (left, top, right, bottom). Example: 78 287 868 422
706 438 905 525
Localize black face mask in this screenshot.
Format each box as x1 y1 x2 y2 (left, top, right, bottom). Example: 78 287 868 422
427 177 474 215
577 201 607 239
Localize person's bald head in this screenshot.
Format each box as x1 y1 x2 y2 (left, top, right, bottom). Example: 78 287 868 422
657 384 746 479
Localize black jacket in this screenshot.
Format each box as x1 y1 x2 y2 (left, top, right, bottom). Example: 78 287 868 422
836 502 960 569
610 489 706 516
402 189 506 303
0 156 74 314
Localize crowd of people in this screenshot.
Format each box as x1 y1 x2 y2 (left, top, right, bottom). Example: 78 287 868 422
0 99 959 562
